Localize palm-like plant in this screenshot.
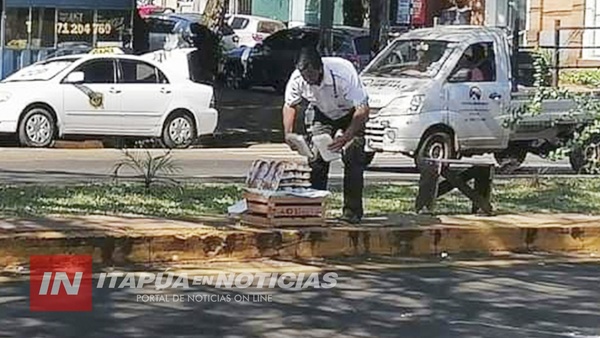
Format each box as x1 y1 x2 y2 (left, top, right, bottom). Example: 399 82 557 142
113 150 181 189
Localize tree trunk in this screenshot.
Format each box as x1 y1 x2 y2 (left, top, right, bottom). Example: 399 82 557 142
343 0 365 27
369 0 382 54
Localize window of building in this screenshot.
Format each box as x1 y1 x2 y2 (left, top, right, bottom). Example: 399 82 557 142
5 8 30 48
31 8 56 48
96 10 131 43
56 9 95 46
5 7 57 48
4 7 132 50
584 0 600 59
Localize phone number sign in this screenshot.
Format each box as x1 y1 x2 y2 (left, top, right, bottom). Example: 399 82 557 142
56 22 113 35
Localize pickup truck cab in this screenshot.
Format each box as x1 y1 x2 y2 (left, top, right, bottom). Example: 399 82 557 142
362 26 588 171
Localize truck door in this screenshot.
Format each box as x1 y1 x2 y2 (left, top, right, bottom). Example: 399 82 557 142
445 42 510 150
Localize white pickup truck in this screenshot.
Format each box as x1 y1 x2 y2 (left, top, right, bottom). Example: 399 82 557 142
362 26 595 172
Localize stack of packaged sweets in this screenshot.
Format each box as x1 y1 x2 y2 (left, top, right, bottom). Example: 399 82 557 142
246 160 312 192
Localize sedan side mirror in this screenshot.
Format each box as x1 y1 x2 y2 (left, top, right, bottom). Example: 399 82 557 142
64 71 84 84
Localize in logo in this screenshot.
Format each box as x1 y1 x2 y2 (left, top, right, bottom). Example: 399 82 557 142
469 86 482 100
30 255 92 312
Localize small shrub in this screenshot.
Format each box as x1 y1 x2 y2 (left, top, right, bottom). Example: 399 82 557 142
113 150 181 189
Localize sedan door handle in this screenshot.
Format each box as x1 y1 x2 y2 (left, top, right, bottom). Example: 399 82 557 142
109 87 121 94
160 88 172 94
489 93 502 100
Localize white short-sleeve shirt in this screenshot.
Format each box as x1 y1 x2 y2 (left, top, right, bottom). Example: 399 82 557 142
284 57 369 120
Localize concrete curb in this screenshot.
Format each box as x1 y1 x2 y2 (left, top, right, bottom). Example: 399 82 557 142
2 214 600 267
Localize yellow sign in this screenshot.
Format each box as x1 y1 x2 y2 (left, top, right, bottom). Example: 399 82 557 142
56 23 113 35
89 92 104 108
89 47 124 55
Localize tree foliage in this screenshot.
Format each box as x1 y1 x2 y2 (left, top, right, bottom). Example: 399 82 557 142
343 0 366 27
507 49 600 173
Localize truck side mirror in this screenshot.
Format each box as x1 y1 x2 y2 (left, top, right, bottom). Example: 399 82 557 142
448 68 470 83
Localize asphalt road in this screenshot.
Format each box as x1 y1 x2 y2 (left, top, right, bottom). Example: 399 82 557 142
0 87 580 184
1 260 600 337
0 147 575 184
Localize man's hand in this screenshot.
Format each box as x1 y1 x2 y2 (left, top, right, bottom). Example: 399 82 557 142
328 134 351 153
284 133 299 151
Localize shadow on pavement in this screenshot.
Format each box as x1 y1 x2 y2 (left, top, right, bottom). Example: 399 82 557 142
367 165 577 176
0 261 599 337
0 169 112 185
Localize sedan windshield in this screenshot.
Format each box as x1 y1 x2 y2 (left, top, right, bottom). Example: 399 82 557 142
3 58 79 82
363 40 454 78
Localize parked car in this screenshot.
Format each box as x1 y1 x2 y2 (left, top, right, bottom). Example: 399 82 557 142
224 26 371 92
145 13 239 52
0 50 218 148
362 26 598 172
226 14 286 48
138 4 175 18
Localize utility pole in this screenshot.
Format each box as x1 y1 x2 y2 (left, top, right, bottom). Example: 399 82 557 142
0 0 5 79
381 0 390 48
370 0 390 55
320 0 334 54
369 0 381 55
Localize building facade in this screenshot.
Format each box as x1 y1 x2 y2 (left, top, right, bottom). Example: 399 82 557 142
0 0 135 78
527 0 600 66
249 0 344 26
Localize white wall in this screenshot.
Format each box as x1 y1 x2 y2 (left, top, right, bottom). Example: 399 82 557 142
289 0 307 24
485 0 509 27
583 0 600 59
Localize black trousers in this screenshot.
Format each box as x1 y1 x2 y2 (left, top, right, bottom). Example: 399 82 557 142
309 109 366 219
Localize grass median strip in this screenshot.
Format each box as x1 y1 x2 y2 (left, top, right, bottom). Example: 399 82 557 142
0 178 599 218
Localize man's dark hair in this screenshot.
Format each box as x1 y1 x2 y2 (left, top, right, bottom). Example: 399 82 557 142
296 47 323 71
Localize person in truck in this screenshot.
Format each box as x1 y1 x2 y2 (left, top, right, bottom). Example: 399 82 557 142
455 43 492 82
282 47 370 224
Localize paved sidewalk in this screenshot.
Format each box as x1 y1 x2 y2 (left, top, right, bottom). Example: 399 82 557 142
2 213 600 267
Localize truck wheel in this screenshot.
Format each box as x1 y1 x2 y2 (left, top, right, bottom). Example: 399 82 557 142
415 131 455 167
494 148 527 174
162 112 196 149
569 138 600 174
18 106 56 148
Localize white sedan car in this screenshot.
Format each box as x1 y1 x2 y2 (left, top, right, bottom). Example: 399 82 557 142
0 51 218 148
227 15 286 48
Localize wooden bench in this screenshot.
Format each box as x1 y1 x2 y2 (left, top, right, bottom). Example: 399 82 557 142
415 159 495 215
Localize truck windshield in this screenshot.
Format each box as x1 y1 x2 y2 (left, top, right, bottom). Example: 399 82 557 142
364 40 453 78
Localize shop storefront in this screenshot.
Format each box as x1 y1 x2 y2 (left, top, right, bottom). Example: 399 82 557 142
0 0 135 78
389 0 526 33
